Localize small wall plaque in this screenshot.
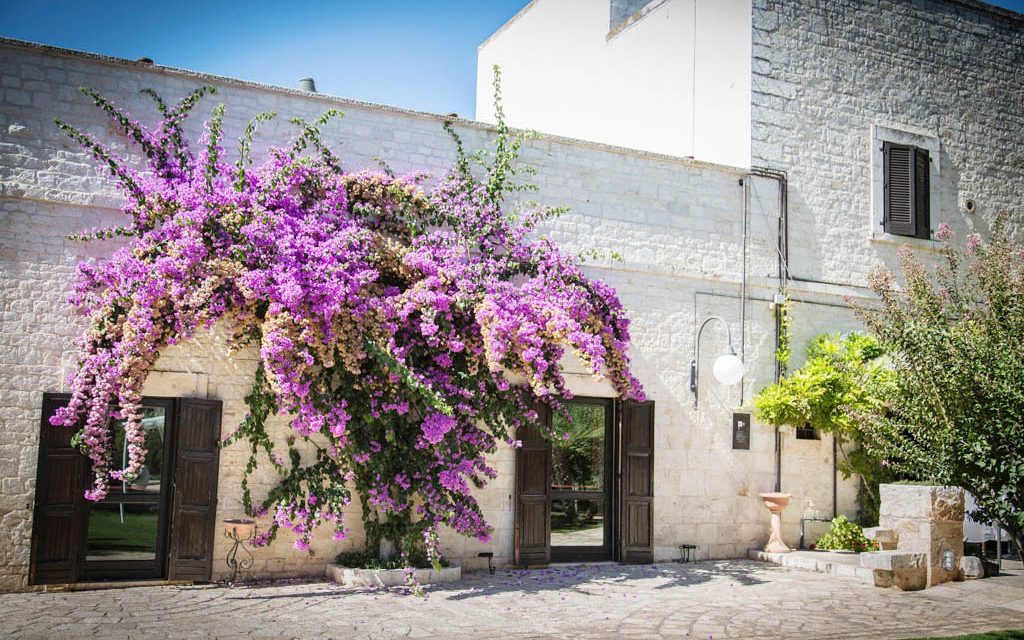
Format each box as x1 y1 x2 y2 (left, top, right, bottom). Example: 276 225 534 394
732 412 750 450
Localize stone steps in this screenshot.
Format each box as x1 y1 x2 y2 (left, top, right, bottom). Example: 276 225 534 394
748 549 875 584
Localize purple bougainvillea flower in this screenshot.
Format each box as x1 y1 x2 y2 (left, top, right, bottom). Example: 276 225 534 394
52 82 644 566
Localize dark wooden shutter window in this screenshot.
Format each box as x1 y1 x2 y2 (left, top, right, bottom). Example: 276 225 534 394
619 400 654 564
30 393 88 585
514 404 552 567
166 398 222 582
883 142 930 239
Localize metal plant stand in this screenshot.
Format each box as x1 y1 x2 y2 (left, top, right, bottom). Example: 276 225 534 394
478 551 495 575
677 544 698 563
223 519 256 585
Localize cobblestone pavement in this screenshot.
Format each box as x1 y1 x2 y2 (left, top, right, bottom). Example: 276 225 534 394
4 560 1024 639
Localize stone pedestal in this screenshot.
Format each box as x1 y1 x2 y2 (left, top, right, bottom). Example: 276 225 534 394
877 484 965 587
759 492 792 553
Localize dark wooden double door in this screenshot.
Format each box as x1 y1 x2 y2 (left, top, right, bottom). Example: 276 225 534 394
30 393 222 585
514 399 654 565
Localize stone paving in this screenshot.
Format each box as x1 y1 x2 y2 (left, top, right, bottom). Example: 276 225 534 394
3 560 1024 639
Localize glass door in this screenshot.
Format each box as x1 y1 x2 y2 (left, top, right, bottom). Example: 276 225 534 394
83 399 174 580
550 398 613 561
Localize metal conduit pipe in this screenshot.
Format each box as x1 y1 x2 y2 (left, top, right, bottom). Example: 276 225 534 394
748 167 788 493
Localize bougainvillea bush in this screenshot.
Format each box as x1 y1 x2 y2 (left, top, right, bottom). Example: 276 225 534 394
50 76 644 568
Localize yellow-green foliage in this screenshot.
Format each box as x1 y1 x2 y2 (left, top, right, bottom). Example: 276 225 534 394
753 332 892 438
753 332 896 524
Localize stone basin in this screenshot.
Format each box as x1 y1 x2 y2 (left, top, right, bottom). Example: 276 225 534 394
759 492 792 512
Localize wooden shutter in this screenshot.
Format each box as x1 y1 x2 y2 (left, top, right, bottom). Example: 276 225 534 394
619 400 654 564
514 404 551 567
883 142 916 237
30 393 88 585
913 148 931 239
167 398 222 582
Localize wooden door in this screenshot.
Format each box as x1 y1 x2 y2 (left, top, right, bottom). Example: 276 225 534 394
29 393 88 584
514 404 551 567
619 400 654 563
167 398 222 581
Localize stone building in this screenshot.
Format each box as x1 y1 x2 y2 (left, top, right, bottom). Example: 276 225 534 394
0 0 1021 590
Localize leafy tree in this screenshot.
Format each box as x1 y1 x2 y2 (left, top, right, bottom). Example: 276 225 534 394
856 213 1024 557
753 331 895 523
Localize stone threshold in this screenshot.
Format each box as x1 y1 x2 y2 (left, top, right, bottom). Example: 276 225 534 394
61 579 194 591
748 549 874 585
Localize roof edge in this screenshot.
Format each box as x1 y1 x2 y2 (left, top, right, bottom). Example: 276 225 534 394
0 37 749 176
953 0 1024 23
477 0 541 51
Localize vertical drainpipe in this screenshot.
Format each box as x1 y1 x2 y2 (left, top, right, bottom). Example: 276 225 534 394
751 167 788 494
739 176 749 405
775 172 788 493
833 437 839 518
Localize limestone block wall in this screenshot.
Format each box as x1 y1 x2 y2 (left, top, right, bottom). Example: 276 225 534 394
751 0 1024 288
0 38 858 590
878 484 966 587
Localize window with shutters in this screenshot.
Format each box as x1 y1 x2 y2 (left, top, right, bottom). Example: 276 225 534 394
883 142 930 239
870 124 940 244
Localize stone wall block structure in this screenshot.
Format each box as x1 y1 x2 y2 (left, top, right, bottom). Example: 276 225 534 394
871 484 966 588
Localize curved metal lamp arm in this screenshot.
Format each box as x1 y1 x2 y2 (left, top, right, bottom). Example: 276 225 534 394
689 315 736 408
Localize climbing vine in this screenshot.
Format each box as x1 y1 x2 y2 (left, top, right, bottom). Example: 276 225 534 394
753 332 895 523
50 69 645 566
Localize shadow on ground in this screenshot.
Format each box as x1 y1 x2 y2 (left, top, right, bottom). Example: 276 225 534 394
437 560 771 600
209 559 774 602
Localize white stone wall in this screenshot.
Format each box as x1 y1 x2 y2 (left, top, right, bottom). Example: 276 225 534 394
751 0 1024 288
0 39 855 591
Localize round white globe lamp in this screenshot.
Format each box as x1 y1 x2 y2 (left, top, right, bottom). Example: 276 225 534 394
689 315 745 407
712 350 746 386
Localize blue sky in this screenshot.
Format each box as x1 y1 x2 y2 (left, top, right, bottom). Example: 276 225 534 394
0 0 529 117
1 0 1022 117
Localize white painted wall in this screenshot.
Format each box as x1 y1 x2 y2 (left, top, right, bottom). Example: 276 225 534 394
476 0 752 167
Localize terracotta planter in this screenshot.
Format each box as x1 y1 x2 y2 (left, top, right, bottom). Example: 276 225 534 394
223 518 256 540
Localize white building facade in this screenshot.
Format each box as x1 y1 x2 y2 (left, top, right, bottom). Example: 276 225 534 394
476 0 753 167
0 0 1021 590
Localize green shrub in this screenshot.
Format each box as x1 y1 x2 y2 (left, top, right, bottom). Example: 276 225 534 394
814 515 877 552
335 550 449 570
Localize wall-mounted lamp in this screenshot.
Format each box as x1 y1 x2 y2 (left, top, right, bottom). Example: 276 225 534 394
690 315 745 407
942 549 956 572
